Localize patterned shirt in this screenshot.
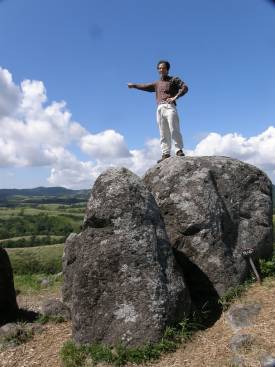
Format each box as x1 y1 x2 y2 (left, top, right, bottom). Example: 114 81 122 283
133 75 188 105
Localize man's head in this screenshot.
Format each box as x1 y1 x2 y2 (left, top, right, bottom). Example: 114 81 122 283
157 60 170 77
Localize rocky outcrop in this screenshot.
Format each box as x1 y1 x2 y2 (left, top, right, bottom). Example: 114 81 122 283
62 168 190 347
41 299 71 320
0 248 19 326
143 156 273 299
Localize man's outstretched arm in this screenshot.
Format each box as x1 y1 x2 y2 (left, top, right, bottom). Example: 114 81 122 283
127 82 156 92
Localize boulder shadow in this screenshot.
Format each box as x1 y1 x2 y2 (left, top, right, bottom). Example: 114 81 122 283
174 249 222 328
16 308 40 323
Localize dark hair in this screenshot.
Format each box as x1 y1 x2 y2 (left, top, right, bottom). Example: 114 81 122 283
157 60 170 71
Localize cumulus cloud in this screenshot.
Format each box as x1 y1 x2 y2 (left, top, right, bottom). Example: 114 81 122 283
189 127 275 180
47 139 161 188
1 66 275 188
0 67 21 118
80 130 131 160
0 67 131 173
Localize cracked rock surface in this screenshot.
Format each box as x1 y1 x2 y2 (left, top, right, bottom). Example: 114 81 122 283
143 156 273 297
62 168 190 347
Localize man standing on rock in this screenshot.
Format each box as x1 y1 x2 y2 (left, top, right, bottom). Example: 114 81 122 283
128 60 188 163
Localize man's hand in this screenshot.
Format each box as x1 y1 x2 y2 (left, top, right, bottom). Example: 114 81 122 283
166 96 177 104
127 83 136 88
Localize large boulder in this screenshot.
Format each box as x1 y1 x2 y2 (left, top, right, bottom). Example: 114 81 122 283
143 156 273 300
0 248 19 325
62 167 190 347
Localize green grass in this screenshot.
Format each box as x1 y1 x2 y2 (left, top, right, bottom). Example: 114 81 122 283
14 273 63 294
0 205 84 218
259 240 275 278
61 338 177 367
0 234 65 243
36 314 66 324
7 244 64 275
0 204 84 219
0 213 81 240
60 315 201 367
218 281 252 311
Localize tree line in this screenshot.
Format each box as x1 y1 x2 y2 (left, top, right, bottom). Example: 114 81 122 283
0 213 81 240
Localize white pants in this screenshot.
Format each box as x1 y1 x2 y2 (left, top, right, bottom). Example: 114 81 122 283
156 103 184 155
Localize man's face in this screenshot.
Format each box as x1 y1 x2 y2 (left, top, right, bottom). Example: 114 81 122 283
158 63 168 77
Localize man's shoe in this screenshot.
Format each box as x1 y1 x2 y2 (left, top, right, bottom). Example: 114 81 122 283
157 153 170 163
176 150 185 157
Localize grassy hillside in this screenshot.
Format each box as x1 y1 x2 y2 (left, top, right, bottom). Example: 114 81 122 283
0 187 90 206
0 200 85 247
7 244 64 275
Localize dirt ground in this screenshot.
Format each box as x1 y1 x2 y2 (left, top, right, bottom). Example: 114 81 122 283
0 279 274 367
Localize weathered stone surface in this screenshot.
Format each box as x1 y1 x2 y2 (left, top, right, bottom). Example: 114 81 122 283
41 299 71 320
226 303 261 330
229 333 254 351
143 156 273 297
0 248 19 326
260 355 275 367
0 322 42 348
62 167 190 347
229 354 246 367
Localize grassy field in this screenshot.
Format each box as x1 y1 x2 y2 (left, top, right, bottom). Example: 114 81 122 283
7 244 64 275
0 202 85 242
0 235 64 242
0 204 85 218
6 243 64 294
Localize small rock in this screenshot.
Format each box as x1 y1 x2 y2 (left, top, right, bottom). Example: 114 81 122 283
229 354 246 367
27 323 44 334
229 333 254 352
226 303 261 329
0 323 20 342
0 322 36 347
40 278 50 288
41 299 71 320
260 355 275 367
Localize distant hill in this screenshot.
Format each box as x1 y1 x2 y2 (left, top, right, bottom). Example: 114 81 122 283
0 187 90 206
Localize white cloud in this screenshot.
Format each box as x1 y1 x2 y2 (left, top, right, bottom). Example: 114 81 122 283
80 130 131 160
47 139 161 188
1 66 275 188
189 127 275 181
0 67 130 172
0 67 21 118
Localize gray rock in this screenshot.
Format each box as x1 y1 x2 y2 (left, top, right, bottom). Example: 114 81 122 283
226 303 261 329
0 323 20 342
40 278 50 288
0 322 41 348
143 156 273 297
229 354 246 367
62 167 190 347
62 233 78 310
0 248 19 325
41 298 71 320
229 333 254 351
260 355 275 367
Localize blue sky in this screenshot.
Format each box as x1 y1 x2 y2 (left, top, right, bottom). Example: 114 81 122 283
0 0 275 188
